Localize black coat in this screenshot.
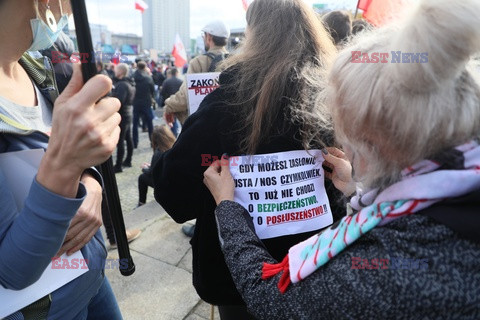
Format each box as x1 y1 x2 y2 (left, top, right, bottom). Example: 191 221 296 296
133 70 154 107
113 77 135 117
153 69 345 305
161 76 183 102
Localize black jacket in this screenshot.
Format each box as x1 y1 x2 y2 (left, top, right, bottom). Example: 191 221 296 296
133 70 154 107
113 77 135 116
143 149 163 176
152 69 166 87
153 69 344 305
161 76 183 103
214 191 480 319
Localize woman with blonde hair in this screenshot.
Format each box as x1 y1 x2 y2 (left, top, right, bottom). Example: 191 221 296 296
153 0 341 318
203 0 480 318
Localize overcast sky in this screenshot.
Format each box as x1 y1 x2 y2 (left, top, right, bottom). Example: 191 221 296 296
83 0 358 37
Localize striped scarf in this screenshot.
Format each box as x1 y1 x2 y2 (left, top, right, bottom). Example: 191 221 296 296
262 141 480 293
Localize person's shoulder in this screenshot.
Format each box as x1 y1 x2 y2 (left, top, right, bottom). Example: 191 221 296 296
115 79 127 87
189 54 205 64
164 77 175 85
188 55 210 73
174 77 183 85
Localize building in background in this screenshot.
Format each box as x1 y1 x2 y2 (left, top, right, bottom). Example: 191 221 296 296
89 24 113 51
112 33 142 55
142 0 190 54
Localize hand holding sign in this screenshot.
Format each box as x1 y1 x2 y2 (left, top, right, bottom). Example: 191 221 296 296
322 147 356 196
203 155 234 205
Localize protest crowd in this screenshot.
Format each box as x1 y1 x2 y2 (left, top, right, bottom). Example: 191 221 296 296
0 0 479 319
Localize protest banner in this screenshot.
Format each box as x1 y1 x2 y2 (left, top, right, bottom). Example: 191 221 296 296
229 150 333 239
186 72 220 115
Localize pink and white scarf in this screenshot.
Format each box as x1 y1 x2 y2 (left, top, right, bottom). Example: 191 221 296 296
262 141 480 293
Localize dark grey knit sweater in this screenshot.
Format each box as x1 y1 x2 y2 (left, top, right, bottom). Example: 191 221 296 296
215 200 480 320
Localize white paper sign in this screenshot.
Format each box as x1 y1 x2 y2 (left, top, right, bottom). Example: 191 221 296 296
186 72 220 115
229 150 333 240
0 149 89 317
0 252 88 318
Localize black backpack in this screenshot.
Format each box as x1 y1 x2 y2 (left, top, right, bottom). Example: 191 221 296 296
204 52 229 72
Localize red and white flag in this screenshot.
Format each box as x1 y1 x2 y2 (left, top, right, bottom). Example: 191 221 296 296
358 0 412 26
135 0 148 13
172 34 187 68
242 0 253 11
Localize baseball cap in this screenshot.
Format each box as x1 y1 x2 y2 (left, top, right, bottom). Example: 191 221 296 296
201 20 230 38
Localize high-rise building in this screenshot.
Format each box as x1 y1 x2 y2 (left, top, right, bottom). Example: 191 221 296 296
142 0 190 54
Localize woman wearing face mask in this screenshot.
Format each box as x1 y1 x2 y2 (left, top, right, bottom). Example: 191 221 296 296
202 0 480 318
0 0 122 319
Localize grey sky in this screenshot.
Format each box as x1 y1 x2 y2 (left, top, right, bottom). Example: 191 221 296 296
84 0 358 37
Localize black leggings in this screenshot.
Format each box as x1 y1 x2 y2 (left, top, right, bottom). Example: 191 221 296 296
115 114 133 167
138 172 154 204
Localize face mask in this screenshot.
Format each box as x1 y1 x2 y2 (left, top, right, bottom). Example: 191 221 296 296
28 7 69 52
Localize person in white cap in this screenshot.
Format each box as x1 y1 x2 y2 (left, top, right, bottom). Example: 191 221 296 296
163 20 230 128
163 20 230 238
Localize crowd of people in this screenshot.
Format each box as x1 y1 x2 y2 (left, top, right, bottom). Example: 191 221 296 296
0 0 479 319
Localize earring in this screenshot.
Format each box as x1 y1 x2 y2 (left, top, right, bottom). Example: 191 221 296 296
45 1 58 32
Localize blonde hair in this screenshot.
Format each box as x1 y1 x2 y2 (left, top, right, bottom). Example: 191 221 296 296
220 0 336 154
328 0 480 189
151 125 176 153
115 63 129 78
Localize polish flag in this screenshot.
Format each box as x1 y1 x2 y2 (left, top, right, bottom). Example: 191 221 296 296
172 34 187 68
135 0 148 13
357 0 373 11
242 0 253 11
358 0 412 26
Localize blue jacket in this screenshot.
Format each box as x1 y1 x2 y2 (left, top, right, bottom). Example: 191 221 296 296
0 52 107 319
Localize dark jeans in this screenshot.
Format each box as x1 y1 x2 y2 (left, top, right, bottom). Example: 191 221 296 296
138 172 154 204
133 104 153 148
116 110 133 167
218 305 256 320
75 277 123 319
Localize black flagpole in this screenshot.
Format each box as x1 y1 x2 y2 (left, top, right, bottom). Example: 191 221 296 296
355 0 361 18
70 0 135 276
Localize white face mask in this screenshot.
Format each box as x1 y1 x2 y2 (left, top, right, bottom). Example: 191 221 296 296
28 1 69 52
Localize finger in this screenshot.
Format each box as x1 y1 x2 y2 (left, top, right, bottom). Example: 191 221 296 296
56 63 83 103
322 161 334 170
63 222 84 242
220 156 232 178
93 97 121 122
72 75 113 111
61 227 91 255
324 170 333 180
323 151 345 168
99 125 121 158
325 147 347 159
203 167 214 182
211 160 221 174
67 227 97 256
96 112 122 139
